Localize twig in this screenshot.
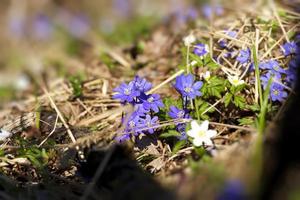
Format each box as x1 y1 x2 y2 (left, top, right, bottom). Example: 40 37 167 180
42 86 77 143
38 114 59 147
147 69 185 94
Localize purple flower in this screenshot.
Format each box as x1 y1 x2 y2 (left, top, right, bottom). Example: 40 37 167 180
174 7 198 24
217 180 245 200
141 94 164 113
219 30 237 48
259 60 285 74
132 76 152 93
260 71 281 89
113 82 140 103
270 83 287 102
288 57 300 70
169 106 189 120
282 41 299 56
193 43 209 57
133 104 148 116
137 115 158 134
113 0 132 17
285 68 297 85
236 48 251 64
202 4 224 19
68 14 90 38
115 133 130 143
176 123 187 140
169 106 190 140
7 15 26 39
174 74 203 99
124 112 141 136
32 14 53 40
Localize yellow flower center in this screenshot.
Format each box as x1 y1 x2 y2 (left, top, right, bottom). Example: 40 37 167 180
124 89 130 95
197 130 206 137
184 87 192 93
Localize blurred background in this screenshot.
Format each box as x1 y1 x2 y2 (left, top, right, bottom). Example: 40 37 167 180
0 0 215 106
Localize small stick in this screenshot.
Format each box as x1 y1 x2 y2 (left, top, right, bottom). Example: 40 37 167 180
271 0 289 42
42 86 77 143
147 69 185 94
38 114 59 147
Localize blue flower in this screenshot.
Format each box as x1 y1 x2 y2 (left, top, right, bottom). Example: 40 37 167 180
113 82 140 103
202 4 224 19
168 106 189 120
270 83 287 102
174 7 198 24
174 74 203 99
282 41 299 56
176 123 188 140
219 30 237 48
260 71 281 89
141 94 164 113
113 0 132 17
132 76 152 93
193 43 209 58
288 57 300 70
168 106 190 140
236 48 251 64
133 104 148 116
68 14 90 38
137 115 158 134
124 112 141 136
115 133 130 143
285 68 297 85
32 14 53 40
285 57 300 86
259 60 285 74
217 180 245 200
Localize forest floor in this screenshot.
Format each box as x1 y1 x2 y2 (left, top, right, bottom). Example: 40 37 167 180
0 1 299 199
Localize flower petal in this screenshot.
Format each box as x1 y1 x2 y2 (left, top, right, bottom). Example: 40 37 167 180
187 129 198 138
190 120 201 130
193 138 204 147
199 120 209 131
207 130 217 137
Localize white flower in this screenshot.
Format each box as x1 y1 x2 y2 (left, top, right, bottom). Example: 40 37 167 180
190 60 198 66
187 120 217 147
0 129 12 141
200 71 211 81
183 34 196 46
228 75 245 87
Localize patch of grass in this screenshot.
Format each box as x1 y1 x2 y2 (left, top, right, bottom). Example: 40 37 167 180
103 16 158 44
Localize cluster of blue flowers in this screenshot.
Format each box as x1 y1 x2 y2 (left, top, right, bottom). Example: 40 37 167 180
113 74 204 142
216 30 299 102
259 40 300 102
113 76 164 142
171 74 203 139
8 12 90 40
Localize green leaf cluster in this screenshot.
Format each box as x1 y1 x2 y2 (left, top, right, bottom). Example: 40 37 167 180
224 84 247 109
201 76 226 99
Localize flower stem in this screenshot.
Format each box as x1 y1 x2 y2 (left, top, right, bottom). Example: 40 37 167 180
194 99 200 121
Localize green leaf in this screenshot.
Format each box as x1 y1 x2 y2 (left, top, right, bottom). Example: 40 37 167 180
172 140 187 154
233 95 246 109
197 100 215 120
224 93 233 107
238 117 255 126
69 75 83 98
246 103 260 112
194 146 206 157
159 130 181 139
201 76 226 98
